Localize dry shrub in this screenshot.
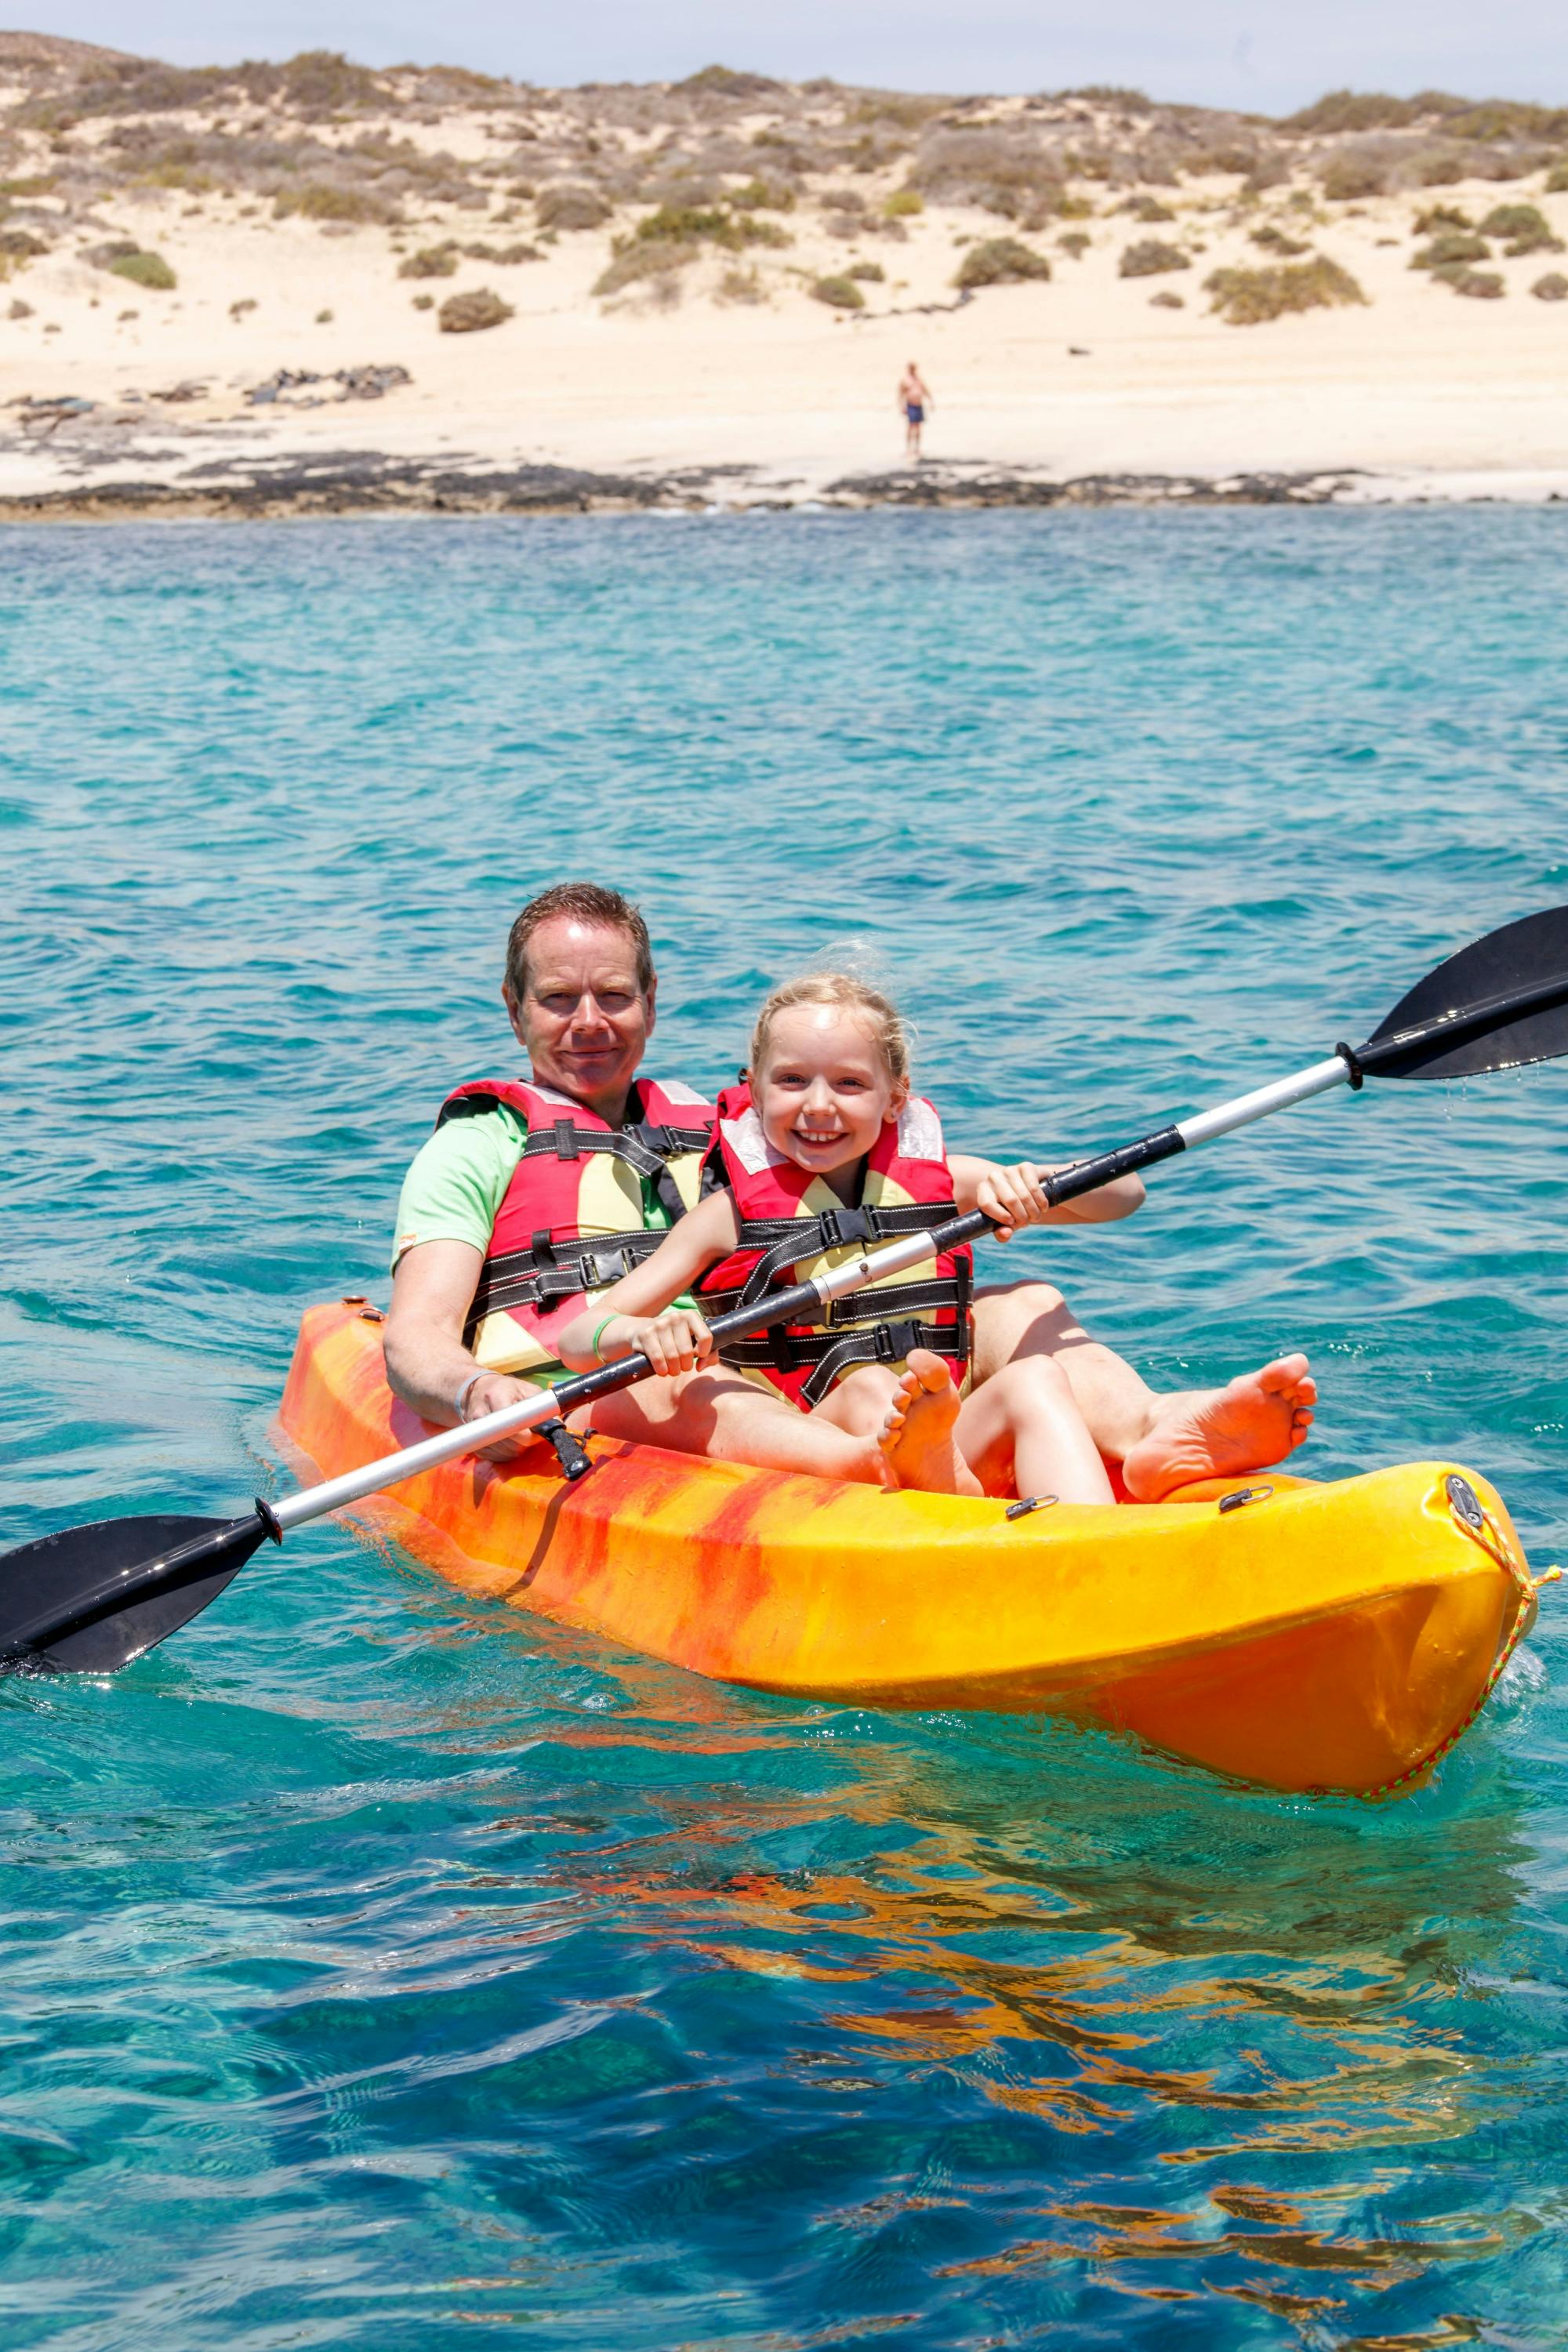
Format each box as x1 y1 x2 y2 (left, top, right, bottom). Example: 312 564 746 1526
1121 194 1174 221
1411 230 1490 269
536 184 612 231
731 176 794 211
675 64 785 102
811 272 864 308
1412 150 1465 186
715 263 765 303
1414 203 1472 232
912 129 1065 220
1478 202 1563 253
108 249 176 290
846 259 884 281
633 201 788 251
437 286 514 332
1119 236 1188 276
1321 151 1388 201
1436 264 1504 296
1547 163 1568 194
1187 143 1261 176
1058 230 1091 258
1250 223 1310 256
1149 289 1185 307
398 244 459 278
0 227 47 256
1532 270 1568 299
1204 254 1367 323
1283 91 1422 134
954 235 1051 288
593 238 698 296
883 188 924 218
274 181 394 224
410 292 434 310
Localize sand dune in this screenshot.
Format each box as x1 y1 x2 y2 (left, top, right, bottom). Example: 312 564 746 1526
3 40 1566 510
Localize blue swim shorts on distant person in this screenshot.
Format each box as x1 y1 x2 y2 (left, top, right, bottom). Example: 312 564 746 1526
906 402 924 424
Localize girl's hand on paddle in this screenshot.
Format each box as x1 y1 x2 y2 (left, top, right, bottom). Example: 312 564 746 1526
974 1161 1052 1241
614 1308 714 1378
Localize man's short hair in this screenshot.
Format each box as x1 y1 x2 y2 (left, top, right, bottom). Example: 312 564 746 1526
504 882 655 1001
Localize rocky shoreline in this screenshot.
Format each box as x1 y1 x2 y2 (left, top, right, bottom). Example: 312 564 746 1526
0 452 1391 520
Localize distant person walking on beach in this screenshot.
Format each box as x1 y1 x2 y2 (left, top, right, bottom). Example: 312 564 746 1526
898 361 932 462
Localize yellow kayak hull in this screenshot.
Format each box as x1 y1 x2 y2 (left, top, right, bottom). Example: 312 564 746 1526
276 1301 1539 1795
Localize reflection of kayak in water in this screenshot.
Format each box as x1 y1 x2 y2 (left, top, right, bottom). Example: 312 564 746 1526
278 1298 1547 1798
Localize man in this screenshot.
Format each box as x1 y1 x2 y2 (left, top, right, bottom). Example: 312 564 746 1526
385 882 1315 1492
898 359 933 462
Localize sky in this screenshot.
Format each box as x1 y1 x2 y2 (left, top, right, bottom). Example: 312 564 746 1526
34 0 1568 114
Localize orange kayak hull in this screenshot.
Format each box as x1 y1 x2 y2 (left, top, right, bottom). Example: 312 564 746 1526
275 1301 1538 1795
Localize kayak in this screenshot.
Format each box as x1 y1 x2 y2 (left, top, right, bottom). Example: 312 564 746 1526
276 1298 1544 1796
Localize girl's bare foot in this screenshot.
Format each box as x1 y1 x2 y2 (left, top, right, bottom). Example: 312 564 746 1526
877 1351 984 1496
1121 1354 1316 1502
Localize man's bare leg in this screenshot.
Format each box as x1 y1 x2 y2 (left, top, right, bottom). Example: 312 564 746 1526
972 1279 1316 1501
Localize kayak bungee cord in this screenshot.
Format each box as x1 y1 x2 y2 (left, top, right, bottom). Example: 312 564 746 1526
2 902 1566 1679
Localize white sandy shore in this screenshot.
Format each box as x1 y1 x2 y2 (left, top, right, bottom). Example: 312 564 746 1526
5 130 1567 508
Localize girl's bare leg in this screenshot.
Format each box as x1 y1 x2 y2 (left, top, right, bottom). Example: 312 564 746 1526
953 1354 1116 1504
573 1367 887 1483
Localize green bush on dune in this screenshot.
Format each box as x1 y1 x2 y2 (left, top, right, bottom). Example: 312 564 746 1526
1477 203 1564 254
274 181 396 224
811 272 865 308
1410 230 1490 269
1433 263 1505 296
593 238 699 297
1118 237 1189 277
1204 254 1367 324
108 250 176 290
398 244 459 278
955 236 1052 288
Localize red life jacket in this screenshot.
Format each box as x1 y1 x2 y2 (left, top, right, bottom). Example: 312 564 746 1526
694 1081 972 1410
437 1075 717 1377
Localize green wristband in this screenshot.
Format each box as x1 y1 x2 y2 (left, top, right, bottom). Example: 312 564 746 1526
590 1315 619 1363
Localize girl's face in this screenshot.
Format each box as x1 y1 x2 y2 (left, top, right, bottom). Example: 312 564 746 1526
752 1004 905 1176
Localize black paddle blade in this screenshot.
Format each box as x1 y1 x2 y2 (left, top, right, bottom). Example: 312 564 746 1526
0 1512 272 1676
1357 903 1568 1080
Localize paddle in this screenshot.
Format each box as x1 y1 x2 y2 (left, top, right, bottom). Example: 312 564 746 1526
5 903 1566 1680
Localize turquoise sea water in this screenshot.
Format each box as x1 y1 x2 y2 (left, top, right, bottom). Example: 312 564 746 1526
2 510 1567 2348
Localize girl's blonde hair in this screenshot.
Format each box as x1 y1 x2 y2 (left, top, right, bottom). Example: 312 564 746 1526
750 971 912 1089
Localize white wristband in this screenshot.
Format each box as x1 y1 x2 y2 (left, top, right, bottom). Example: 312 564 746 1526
455 1370 488 1422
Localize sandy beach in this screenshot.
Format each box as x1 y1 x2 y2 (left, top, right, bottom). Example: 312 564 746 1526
3 38 1567 512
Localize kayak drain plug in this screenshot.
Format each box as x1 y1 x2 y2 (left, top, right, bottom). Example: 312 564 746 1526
1006 1494 1059 1520
1218 1484 1275 1515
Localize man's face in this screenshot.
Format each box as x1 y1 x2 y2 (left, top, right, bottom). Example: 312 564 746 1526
504 916 655 1120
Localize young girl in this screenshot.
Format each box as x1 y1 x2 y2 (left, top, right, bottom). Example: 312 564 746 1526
556 974 1145 1499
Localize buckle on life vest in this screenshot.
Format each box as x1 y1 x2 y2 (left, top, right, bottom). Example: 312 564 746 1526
553 1120 580 1161
871 1319 923 1365
818 1205 874 1250
583 1244 635 1287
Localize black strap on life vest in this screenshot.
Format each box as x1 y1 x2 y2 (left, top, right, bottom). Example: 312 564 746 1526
713 1256 973 1406
721 1200 958 1311
517 1120 714 1181
465 1225 671 1337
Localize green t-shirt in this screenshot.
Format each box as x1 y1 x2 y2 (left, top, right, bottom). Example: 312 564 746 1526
392 1102 678 1269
